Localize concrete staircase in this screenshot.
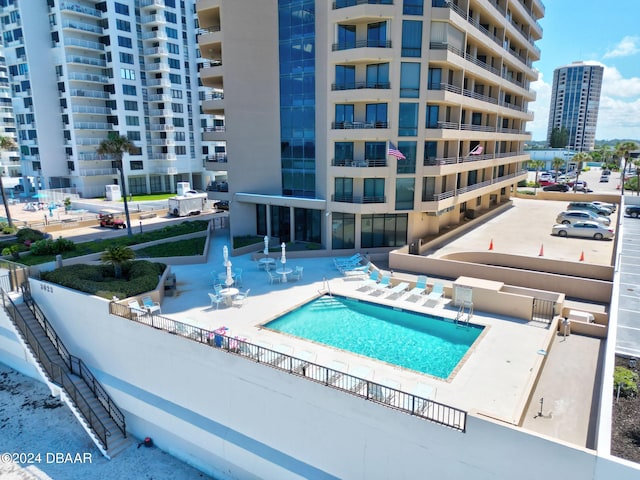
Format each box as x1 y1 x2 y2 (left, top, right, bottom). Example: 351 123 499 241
5 295 129 458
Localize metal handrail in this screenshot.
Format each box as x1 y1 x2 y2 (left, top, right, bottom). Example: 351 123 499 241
22 290 126 438
108 302 467 432
2 290 111 449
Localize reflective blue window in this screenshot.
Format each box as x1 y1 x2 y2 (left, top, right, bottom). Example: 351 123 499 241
403 0 424 15
399 103 418 136
395 178 415 210
401 20 422 57
366 63 389 89
426 105 439 128
397 141 416 173
367 22 387 48
400 63 420 98
366 103 387 127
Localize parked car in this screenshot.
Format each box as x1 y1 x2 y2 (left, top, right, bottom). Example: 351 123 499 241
625 205 640 218
98 212 126 229
567 202 613 216
542 183 570 192
551 221 614 240
538 172 552 182
556 210 611 226
538 179 556 186
591 201 616 213
599 175 609 183
214 200 229 211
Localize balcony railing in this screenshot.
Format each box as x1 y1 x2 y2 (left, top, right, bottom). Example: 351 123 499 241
331 81 390 91
333 0 393 9
64 38 104 51
70 89 110 99
424 150 525 167
204 154 228 163
428 121 527 135
332 39 392 51
423 170 527 201
66 55 106 67
197 25 221 35
79 168 118 176
332 121 388 129
204 126 226 133
61 20 103 35
201 91 224 101
332 158 387 167
60 1 101 17
429 82 498 105
332 194 386 204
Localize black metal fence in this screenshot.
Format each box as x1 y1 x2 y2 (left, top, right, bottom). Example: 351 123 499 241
1 290 111 450
109 302 467 432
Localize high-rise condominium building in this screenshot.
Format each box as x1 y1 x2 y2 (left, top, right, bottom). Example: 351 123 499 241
0 45 20 179
197 0 543 252
0 0 216 198
547 61 603 152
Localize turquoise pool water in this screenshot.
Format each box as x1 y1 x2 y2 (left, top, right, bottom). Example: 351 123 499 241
264 295 483 379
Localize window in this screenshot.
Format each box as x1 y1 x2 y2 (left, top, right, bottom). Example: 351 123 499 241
365 141 386 161
426 104 439 128
173 118 184 127
175 145 186 155
403 0 423 15
424 141 437 162
168 58 180 69
127 131 141 141
427 67 442 89
337 24 355 50
366 63 389 89
171 103 183 113
334 142 353 165
169 73 181 84
114 2 129 15
165 12 177 23
116 19 130 32
367 22 387 48
361 214 407 248
120 68 135 80
334 65 355 90
400 63 420 98
130 161 143 170
167 43 179 54
119 52 134 64
174 131 185 141
332 212 355 250
166 27 178 39
334 104 354 127
401 20 422 57
117 36 132 49
396 142 416 173
366 103 387 127
124 100 138 111
395 178 415 210
171 89 182 99
398 103 418 136
334 177 353 203
164 0 176 7
125 116 139 126
122 84 136 95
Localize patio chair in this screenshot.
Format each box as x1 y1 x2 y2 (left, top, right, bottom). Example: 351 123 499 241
288 266 303 281
333 253 362 268
412 383 436 415
142 296 161 314
340 261 371 275
405 275 428 300
424 282 445 307
232 288 250 307
128 300 146 320
358 270 381 291
326 360 348 385
267 270 281 284
208 292 225 310
368 274 392 295
347 365 374 394
384 281 409 300
291 350 316 375
369 379 400 404
234 268 243 287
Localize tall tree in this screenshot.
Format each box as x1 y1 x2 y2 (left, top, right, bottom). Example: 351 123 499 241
529 159 544 185
571 152 591 191
615 141 639 195
100 245 135 279
596 144 614 167
0 136 17 228
97 133 135 236
551 157 564 182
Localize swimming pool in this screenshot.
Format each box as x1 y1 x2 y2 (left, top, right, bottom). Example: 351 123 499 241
264 295 483 379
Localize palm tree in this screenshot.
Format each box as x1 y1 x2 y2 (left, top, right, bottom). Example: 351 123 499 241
571 152 591 192
0 136 17 228
596 144 614 167
615 141 639 195
529 159 545 187
97 133 135 236
100 245 135 279
551 157 564 182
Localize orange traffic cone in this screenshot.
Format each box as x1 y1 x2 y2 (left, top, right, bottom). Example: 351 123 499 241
579 251 584 262
489 239 494 250
538 244 544 256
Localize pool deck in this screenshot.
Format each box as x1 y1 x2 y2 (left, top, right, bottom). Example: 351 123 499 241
160 228 601 447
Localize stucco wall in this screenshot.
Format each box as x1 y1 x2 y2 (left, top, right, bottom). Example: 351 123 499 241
10 280 637 480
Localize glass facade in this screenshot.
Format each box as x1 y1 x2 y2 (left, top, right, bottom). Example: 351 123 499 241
278 0 316 198
332 212 355 250
361 214 408 248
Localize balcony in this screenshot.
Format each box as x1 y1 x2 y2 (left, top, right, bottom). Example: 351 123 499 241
68 72 110 83
150 138 176 146
148 108 173 116
70 88 110 99
332 39 392 52
152 166 178 175
143 46 169 57
204 153 228 166
331 81 390 91
145 78 171 88
140 0 164 9
60 1 102 18
64 38 104 51
148 153 177 161
331 158 387 167
142 30 168 42
331 194 386 204
147 94 172 103
332 121 388 129
74 122 112 130
202 125 226 142
61 20 103 35
150 124 175 131
332 0 393 8
141 14 166 25
78 168 118 176
144 61 170 72
66 55 106 67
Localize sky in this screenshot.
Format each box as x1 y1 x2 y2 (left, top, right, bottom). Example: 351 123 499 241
528 0 640 142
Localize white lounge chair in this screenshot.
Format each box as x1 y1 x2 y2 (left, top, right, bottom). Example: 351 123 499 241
358 270 381 291
405 275 428 300
412 383 436 415
340 261 371 276
128 300 146 319
291 350 316 375
333 253 362 269
369 379 400 404
326 360 348 385
424 282 445 307
368 274 392 295
385 281 409 299
348 365 374 393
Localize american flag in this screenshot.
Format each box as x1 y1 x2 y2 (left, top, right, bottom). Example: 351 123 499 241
387 141 406 159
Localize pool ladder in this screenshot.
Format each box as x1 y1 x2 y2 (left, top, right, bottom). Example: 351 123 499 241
321 277 333 297
456 301 473 327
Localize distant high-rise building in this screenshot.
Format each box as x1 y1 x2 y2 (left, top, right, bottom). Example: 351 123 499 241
197 0 544 252
0 0 216 197
547 62 603 152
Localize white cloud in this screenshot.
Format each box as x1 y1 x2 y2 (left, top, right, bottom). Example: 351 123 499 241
603 36 640 59
528 65 640 141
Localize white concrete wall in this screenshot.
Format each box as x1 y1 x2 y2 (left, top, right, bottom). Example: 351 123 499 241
2 281 637 480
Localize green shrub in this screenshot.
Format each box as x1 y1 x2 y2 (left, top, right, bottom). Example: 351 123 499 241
41 260 166 299
614 366 639 397
16 228 46 243
29 237 76 256
233 235 263 249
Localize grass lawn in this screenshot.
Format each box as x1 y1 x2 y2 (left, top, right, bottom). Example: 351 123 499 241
118 193 177 202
